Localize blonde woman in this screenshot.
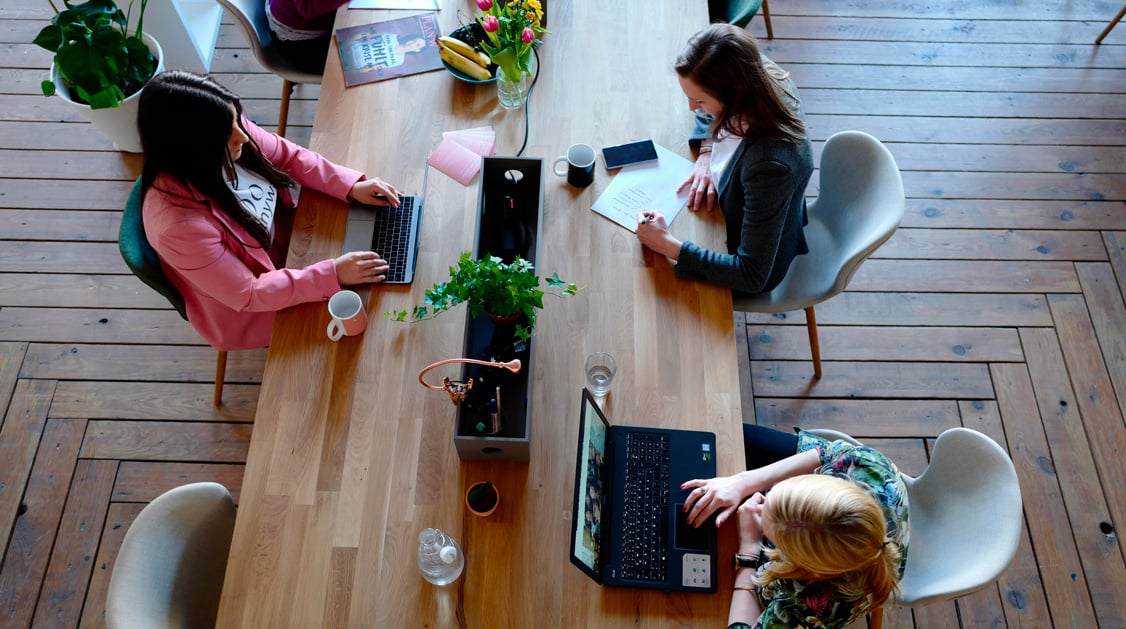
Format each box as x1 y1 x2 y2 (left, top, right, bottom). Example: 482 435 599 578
683 428 909 628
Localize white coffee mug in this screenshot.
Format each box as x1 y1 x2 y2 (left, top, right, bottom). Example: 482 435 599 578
327 290 367 341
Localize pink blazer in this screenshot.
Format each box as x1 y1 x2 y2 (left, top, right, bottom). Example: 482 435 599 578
143 119 364 351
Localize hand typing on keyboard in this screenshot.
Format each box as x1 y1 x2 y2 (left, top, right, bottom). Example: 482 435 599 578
349 177 401 208
335 251 390 285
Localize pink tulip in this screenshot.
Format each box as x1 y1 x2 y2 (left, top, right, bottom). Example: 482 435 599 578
482 15 499 32
476 0 492 10
522 27 535 43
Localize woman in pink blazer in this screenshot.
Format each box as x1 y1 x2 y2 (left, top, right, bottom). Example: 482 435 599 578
138 70 398 351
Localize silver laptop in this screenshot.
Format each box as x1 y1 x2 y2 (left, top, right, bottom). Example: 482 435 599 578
341 167 428 284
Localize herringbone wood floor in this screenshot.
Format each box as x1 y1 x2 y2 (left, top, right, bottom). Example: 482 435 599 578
1 1 1124 627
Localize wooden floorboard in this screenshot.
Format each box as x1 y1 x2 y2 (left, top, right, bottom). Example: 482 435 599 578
1 1 1123 627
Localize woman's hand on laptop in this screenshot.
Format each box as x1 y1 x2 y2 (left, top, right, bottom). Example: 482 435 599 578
681 473 748 528
335 251 389 285
349 177 400 207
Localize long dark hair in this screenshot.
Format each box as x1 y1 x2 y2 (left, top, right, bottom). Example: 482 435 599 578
138 70 295 248
674 24 805 144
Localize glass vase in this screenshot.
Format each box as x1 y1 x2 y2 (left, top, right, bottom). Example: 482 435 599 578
496 57 535 110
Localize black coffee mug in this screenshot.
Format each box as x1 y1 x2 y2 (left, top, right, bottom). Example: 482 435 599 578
553 143 596 188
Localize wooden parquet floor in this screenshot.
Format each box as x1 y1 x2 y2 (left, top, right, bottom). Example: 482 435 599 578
1 1 1124 627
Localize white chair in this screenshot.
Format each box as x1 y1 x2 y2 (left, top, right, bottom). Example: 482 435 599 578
216 0 323 137
808 428 1024 629
734 131 905 378
106 483 237 629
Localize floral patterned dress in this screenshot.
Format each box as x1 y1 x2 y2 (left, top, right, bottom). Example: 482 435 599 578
730 431 910 629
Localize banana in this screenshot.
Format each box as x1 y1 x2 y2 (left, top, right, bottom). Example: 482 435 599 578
439 45 492 81
437 36 492 70
438 36 490 68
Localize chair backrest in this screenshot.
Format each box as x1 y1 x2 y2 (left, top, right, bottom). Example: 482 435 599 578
735 130 904 313
896 428 1023 606
119 177 188 321
804 427 1022 609
709 0 765 28
105 482 237 629
216 0 323 85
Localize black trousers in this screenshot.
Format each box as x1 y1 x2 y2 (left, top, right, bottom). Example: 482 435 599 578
743 424 799 470
272 32 332 75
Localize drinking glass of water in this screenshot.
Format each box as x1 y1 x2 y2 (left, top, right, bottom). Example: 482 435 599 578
585 352 617 397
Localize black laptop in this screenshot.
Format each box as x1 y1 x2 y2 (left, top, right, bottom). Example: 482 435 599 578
569 388 718 592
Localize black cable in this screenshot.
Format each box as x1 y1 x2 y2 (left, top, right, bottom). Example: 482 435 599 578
515 46 541 158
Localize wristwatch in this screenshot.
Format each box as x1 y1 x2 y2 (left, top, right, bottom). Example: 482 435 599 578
733 552 761 571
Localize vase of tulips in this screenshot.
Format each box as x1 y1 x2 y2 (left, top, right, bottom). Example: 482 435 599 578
476 0 546 110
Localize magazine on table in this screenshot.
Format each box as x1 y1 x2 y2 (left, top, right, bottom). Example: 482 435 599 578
336 13 443 86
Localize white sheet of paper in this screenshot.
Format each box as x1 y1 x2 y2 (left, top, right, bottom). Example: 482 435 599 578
347 0 439 9
591 143 694 233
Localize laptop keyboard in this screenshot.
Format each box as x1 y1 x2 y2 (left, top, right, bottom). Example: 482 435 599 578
620 431 671 582
370 196 417 283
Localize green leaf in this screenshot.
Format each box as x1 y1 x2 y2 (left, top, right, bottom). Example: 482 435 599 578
33 24 64 51
40 79 56 97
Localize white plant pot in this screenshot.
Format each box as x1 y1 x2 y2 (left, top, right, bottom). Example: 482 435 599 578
49 32 164 153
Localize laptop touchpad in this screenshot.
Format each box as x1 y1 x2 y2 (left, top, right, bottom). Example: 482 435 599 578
673 505 712 551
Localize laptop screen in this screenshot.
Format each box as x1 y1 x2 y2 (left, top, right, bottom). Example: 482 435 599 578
570 390 609 582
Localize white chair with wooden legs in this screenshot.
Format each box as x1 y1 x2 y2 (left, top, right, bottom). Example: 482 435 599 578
216 0 323 137
807 428 1024 629
106 482 237 629
1096 3 1126 44
733 131 905 378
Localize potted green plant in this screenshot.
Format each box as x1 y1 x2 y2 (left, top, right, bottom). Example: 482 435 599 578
34 0 162 152
386 251 578 342
465 481 499 517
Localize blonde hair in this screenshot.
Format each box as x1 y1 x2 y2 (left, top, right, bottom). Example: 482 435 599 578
754 475 902 608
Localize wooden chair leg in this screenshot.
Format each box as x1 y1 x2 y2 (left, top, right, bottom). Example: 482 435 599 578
1096 3 1126 44
278 79 296 138
761 0 774 39
804 306 822 379
867 605 884 629
214 351 228 407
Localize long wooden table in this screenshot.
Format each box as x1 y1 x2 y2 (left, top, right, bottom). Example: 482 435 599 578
215 2 745 626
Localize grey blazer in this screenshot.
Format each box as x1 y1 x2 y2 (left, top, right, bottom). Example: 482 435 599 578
675 132 813 296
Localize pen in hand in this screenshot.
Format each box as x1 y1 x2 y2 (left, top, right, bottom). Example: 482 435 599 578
639 214 654 225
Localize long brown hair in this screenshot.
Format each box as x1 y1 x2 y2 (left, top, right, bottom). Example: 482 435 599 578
138 70 295 248
674 23 805 144
755 475 902 609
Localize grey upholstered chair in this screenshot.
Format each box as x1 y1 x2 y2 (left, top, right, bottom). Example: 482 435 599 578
106 482 237 629
734 130 905 378
216 0 323 137
807 428 1024 629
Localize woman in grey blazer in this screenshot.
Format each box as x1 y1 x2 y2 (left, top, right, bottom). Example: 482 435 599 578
636 24 812 296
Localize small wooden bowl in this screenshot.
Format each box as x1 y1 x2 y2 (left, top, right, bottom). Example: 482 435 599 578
465 481 499 517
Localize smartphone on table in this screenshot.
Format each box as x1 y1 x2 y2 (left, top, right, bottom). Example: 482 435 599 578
602 139 658 170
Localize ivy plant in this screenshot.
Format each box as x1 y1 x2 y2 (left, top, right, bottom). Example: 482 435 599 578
386 251 578 342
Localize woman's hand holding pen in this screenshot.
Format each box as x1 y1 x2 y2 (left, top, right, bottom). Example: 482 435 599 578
349 177 400 207
635 211 683 261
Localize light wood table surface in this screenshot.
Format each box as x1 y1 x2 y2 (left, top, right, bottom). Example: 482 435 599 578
216 2 745 626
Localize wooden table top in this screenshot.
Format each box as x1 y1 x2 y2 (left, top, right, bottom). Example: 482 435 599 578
215 2 745 626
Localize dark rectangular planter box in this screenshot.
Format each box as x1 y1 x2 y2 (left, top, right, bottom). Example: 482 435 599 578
454 157 544 461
